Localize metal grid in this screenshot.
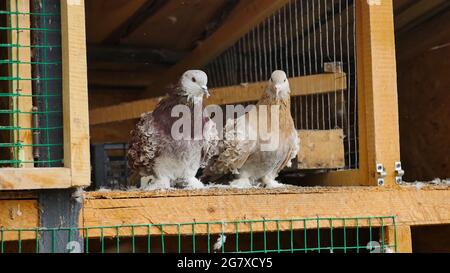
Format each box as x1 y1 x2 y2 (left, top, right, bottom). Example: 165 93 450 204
0 216 396 253
0 0 63 167
204 0 358 169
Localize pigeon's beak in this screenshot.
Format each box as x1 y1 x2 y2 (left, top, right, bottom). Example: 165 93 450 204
275 85 282 95
202 86 210 97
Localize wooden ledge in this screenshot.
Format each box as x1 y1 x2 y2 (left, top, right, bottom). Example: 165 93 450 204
82 185 450 237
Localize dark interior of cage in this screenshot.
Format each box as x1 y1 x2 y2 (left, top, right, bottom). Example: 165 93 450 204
89 0 357 190
1 226 388 254
0 0 63 168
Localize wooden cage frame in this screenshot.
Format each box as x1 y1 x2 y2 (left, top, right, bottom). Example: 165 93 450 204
0 0 90 190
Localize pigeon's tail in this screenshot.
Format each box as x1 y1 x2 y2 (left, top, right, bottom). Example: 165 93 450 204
127 172 141 188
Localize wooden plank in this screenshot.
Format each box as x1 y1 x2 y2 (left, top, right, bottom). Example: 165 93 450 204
8 0 33 167
61 0 90 187
81 187 450 237
383 225 412 253
357 0 400 187
89 73 346 125
297 130 345 170
0 168 72 190
0 200 39 241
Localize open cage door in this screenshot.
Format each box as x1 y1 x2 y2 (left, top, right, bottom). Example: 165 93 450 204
0 0 90 190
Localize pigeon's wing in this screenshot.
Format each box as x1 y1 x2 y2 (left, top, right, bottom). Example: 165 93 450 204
200 118 219 168
275 128 300 174
203 114 258 179
127 112 161 177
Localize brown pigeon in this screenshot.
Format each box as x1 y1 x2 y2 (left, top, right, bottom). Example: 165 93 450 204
127 70 218 190
202 70 299 188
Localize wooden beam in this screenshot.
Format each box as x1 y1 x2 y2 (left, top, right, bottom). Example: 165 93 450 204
89 72 346 125
61 0 90 187
81 186 450 237
356 0 400 187
297 129 345 170
85 0 148 44
383 225 413 253
0 168 72 190
8 0 33 167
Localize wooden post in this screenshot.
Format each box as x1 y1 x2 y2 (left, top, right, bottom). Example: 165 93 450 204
8 0 34 167
383 225 413 253
61 0 90 187
356 0 401 187
39 189 84 253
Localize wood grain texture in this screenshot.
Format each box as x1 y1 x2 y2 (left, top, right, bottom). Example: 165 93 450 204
82 186 450 237
61 0 90 187
297 130 345 170
0 200 39 241
383 225 412 253
0 168 72 190
357 0 401 186
9 0 33 167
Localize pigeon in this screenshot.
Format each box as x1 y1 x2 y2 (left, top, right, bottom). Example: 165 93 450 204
202 70 299 188
127 70 219 190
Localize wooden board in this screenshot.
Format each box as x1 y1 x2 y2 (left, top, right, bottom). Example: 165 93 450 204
383 225 412 253
297 130 345 170
0 168 72 190
61 0 90 187
8 0 33 167
89 73 346 125
81 186 450 238
0 200 39 241
355 0 400 187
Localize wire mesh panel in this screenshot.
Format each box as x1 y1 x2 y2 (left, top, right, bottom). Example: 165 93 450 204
204 0 358 169
0 216 396 253
0 0 63 168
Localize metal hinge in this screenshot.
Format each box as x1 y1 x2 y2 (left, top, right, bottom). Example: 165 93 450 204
395 161 405 184
376 163 387 186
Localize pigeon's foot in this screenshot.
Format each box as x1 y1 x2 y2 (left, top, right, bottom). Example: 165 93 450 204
184 177 205 189
229 178 252 189
261 177 286 189
142 178 171 191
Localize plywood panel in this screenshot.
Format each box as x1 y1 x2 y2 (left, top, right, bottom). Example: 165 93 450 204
298 130 345 170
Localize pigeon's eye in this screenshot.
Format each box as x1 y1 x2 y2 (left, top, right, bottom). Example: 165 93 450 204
192 77 197 82
284 79 287 82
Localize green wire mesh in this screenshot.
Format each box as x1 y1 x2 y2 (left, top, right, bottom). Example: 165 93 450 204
0 216 397 254
0 0 63 168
